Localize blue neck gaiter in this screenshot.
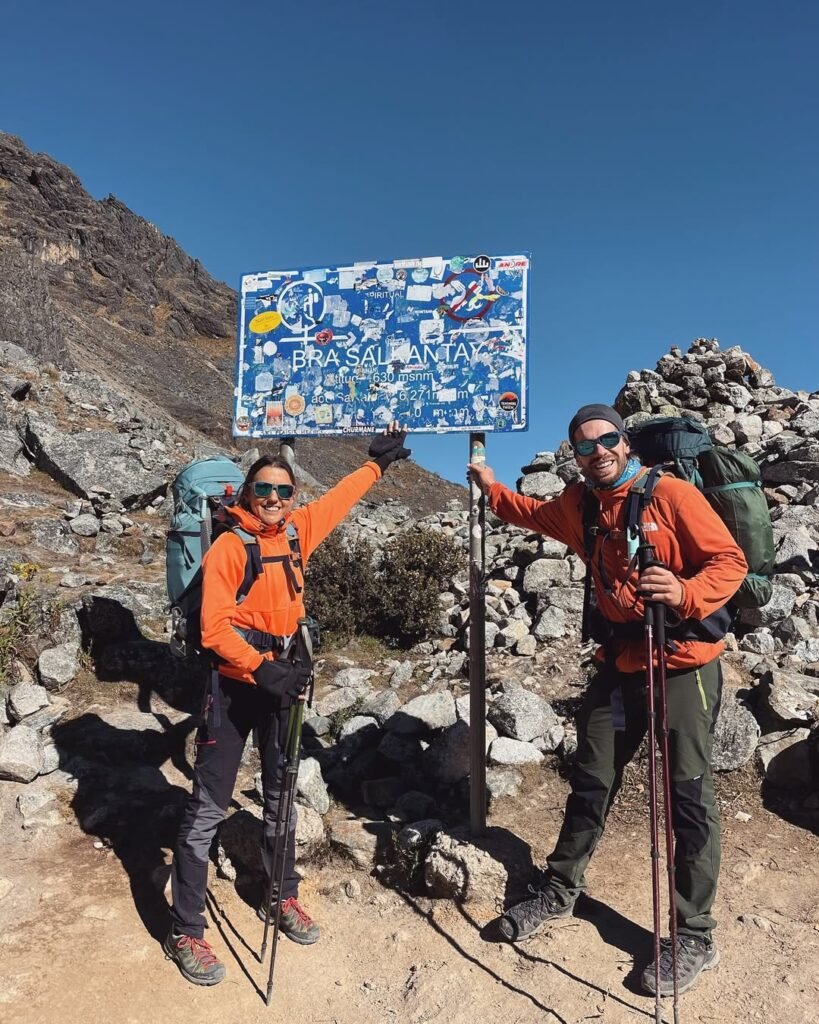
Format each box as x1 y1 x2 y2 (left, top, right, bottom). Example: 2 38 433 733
588 456 641 491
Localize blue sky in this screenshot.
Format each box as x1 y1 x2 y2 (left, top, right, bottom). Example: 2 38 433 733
1 0 817 486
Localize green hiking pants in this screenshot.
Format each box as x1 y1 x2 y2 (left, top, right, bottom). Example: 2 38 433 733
545 656 723 937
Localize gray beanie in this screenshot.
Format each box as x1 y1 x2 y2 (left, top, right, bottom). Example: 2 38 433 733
567 404 625 442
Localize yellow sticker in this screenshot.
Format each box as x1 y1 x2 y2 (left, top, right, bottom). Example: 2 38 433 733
249 310 282 334
284 394 305 417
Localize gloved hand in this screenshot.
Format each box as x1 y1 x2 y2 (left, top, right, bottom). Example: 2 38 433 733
253 658 311 699
368 423 411 473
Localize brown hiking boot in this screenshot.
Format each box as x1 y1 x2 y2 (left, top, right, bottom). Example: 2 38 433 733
163 930 226 986
257 896 321 945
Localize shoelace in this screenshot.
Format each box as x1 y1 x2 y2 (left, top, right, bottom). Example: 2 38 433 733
657 936 704 972
282 897 313 926
175 934 220 968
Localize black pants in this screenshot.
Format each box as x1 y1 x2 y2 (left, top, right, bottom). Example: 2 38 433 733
545 658 723 937
170 675 299 938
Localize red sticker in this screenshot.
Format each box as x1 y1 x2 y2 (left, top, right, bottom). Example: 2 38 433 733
315 328 334 345
499 392 519 412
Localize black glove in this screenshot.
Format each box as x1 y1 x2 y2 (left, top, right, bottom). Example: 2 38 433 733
253 658 311 699
368 429 411 473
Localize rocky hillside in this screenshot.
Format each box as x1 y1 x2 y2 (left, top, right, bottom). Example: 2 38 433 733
0 131 464 512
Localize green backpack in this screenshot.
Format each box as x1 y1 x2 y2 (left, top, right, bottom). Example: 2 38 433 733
627 417 774 609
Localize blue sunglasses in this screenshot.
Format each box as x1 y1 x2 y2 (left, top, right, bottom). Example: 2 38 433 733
252 481 295 500
572 431 623 457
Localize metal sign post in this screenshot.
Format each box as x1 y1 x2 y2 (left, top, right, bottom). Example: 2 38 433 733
468 432 487 835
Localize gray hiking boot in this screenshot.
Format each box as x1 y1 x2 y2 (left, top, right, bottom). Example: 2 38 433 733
498 884 574 942
642 934 720 996
257 896 321 945
163 929 226 986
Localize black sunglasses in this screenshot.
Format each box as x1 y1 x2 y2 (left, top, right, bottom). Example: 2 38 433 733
251 481 295 500
572 431 623 457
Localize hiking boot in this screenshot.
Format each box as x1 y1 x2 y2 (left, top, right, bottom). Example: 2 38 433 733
257 896 321 945
163 930 226 986
642 934 720 996
497 884 574 942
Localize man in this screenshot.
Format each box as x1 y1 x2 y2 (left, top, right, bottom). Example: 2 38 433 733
468 404 747 996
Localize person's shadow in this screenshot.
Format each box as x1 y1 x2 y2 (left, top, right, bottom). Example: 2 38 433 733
50 712 197 944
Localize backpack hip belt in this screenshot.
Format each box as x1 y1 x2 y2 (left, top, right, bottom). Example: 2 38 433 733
232 626 292 655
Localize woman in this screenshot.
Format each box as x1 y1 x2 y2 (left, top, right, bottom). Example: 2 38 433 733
165 424 410 986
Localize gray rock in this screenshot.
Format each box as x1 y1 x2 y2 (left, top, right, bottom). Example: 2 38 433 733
296 757 330 815
533 606 568 640
739 630 776 656
539 587 585 614
713 689 760 771
338 715 380 749
486 768 523 804
389 790 437 823
757 729 813 789
314 687 372 718
532 723 566 753
328 819 394 868
16 790 60 829
774 525 816 573
359 690 403 725
294 804 326 861
762 670 819 726
0 428 30 476
488 737 544 766
424 829 509 903
22 414 167 509
397 819 445 854
333 667 375 689
389 660 415 688
0 725 43 781
520 471 564 500
68 513 100 537
496 619 530 648
37 643 80 689
740 585 796 629
422 718 497 785
522 559 571 594
30 519 80 556
514 634 538 657
487 690 559 743
8 682 49 721
303 711 331 738
385 692 457 735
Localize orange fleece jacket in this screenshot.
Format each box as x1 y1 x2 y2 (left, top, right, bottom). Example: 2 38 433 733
201 462 381 683
488 472 748 672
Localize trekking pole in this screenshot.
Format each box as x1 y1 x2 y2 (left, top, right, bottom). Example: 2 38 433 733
260 619 313 1007
638 540 665 1024
654 596 680 1024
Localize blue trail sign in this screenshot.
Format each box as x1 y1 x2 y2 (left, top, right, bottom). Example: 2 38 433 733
232 253 530 438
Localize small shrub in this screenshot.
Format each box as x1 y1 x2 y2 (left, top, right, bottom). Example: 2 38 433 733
327 696 365 742
373 528 466 647
10 562 39 581
305 531 380 641
0 587 38 676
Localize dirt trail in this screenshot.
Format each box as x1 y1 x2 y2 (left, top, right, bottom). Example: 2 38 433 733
2 775 818 1024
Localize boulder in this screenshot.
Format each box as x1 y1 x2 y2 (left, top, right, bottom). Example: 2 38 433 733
8 682 50 721
486 768 523 805
385 693 457 736
760 669 819 727
294 804 326 861
757 729 813 789
712 689 760 771
37 643 80 689
422 718 497 785
0 725 43 781
296 757 330 815
425 835 507 903
488 737 544 766
487 690 560 743
522 559 571 595
328 819 395 868
68 513 100 537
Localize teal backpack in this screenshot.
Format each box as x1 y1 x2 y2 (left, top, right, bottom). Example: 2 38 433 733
627 417 775 609
166 456 258 659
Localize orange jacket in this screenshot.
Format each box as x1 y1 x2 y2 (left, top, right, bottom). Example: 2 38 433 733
488 471 748 673
201 462 381 683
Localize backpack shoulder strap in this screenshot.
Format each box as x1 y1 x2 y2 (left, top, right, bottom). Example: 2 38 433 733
580 489 599 643
230 526 263 604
